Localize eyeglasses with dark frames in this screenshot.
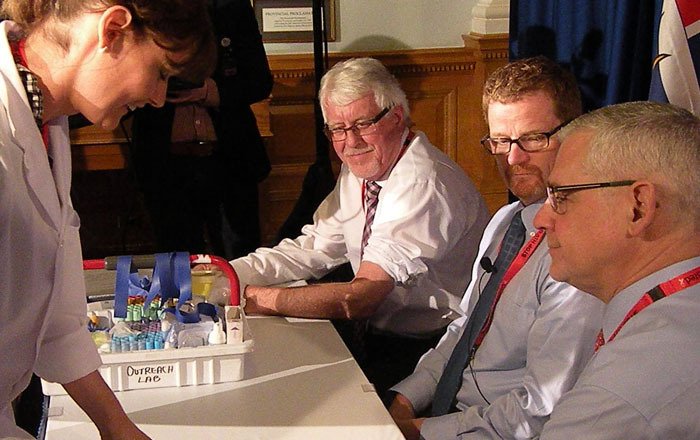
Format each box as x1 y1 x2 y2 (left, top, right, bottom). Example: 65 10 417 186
481 119 571 155
546 180 636 214
324 107 392 142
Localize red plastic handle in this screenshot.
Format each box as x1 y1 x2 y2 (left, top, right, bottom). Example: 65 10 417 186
190 254 241 306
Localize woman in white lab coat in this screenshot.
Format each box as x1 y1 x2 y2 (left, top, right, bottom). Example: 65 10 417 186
0 1 215 438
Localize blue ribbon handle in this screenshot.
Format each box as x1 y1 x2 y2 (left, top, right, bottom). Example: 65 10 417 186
163 252 201 323
114 254 167 318
115 252 214 324
114 256 153 318
151 253 175 307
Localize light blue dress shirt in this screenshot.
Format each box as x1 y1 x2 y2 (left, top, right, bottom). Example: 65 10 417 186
540 256 700 439
392 201 604 439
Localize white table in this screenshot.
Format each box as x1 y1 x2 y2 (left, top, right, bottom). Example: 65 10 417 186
45 316 405 439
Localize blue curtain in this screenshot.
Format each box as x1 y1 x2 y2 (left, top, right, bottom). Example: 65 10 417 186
510 0 663 111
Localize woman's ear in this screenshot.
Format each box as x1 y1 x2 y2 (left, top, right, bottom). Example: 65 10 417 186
97 6 133 53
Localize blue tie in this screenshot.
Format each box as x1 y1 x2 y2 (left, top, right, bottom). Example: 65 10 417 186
431 211 526 416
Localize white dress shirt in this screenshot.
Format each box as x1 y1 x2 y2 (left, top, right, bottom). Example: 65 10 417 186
232 130 490 336
0 21 101 438
392 201 604 439
540 256 700 440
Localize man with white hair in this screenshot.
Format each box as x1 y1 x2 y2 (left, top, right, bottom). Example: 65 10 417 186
231 57 490 394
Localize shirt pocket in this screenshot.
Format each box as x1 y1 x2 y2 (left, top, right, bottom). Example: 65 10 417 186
488 291 537 358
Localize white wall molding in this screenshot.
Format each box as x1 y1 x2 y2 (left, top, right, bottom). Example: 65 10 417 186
471 0 510 34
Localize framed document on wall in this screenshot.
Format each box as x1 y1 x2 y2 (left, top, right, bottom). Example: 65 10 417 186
253 0 336 43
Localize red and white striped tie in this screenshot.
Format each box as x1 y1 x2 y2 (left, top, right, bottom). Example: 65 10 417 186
360 181 381 258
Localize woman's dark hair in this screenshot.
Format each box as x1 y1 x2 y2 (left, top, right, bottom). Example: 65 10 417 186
1 0 216 81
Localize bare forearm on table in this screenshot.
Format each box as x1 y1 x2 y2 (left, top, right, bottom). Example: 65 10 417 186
245 279 391 319
244 262 394 320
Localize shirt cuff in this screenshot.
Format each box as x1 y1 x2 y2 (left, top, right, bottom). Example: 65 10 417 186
390 368 438 415
420 413 460 440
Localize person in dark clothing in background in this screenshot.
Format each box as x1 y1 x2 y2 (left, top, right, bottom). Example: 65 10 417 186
130 0 273 259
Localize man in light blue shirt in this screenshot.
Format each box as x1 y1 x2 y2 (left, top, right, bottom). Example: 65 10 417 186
536 102 700 439
388 56 603 440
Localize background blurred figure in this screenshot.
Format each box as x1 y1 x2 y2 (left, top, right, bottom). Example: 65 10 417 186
0 0 214 438
131 0 272 260
537 101 700 439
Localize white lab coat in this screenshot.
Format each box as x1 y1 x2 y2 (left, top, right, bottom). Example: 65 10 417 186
0 21 100 437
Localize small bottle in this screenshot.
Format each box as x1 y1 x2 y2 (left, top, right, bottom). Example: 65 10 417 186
208 320 226 345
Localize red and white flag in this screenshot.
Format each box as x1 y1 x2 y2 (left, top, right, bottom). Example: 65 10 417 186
649 0 700 115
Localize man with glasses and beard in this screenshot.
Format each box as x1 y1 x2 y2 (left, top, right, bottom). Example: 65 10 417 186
388 56 603 440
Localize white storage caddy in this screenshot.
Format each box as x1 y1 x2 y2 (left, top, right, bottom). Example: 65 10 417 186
42 254 253 395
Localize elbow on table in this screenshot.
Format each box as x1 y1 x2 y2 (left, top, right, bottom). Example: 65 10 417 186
341 299 378 320
340 279 393 320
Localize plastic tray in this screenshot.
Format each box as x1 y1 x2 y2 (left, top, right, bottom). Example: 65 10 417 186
42 254 251 395
42 306 252 395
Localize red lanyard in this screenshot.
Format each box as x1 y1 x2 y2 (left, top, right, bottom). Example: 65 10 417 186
596 266 700 351
473 228 546 349
9 38 50 149
361 130 415 208
9 38 28 66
